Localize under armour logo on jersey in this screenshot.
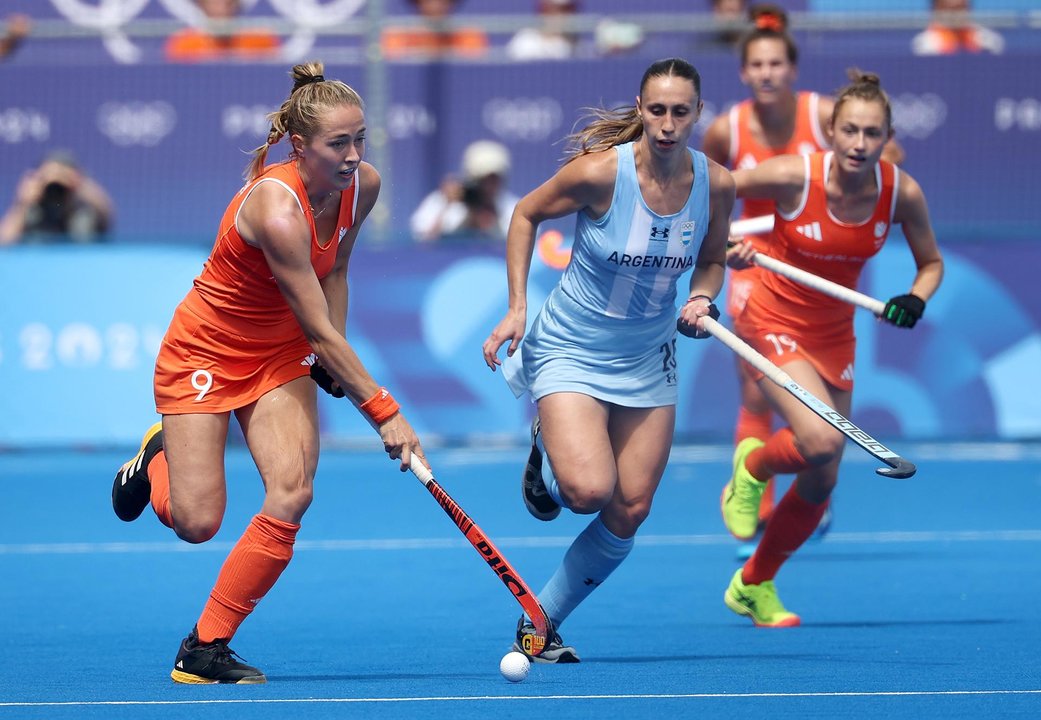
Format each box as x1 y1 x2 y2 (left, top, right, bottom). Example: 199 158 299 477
795 222 823 241
649 225 670 241
841 363 854 382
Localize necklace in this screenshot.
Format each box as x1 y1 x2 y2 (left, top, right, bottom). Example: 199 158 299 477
310 192 335 218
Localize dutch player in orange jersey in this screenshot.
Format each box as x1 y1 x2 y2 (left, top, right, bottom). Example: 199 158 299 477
716 69 943 627
111 61 428 683
701 4 904 545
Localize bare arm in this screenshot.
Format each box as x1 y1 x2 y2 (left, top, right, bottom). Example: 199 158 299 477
731 154 807 212
678 161 735 334
239 173 425 469
892 170 944 302
481 150 617 369
318 162 381 335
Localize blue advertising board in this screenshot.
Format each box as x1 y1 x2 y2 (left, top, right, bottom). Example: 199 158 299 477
2 240 1039 447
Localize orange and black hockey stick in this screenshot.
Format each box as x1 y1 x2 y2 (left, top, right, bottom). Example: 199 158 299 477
406 456 552 656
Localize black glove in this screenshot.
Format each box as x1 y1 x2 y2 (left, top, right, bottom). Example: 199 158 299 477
677 295 720 339
309 359 345 398
882 294 926 329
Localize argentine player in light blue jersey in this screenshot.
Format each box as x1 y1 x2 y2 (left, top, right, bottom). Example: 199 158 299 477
482 58 735 663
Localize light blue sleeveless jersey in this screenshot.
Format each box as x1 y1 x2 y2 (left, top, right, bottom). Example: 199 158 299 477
503 142 713 407
560 142 710 320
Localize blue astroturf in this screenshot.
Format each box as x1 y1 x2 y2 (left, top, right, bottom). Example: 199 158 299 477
1 442 1040 719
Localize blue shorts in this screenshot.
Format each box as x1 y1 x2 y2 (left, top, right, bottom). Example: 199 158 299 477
503 287 679 408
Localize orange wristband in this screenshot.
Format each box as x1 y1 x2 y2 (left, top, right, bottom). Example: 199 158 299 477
360 387 400 425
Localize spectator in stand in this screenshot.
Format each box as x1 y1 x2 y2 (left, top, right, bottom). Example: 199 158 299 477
0 151 114 245
707 0 748 50
381 0 489 60
0 13 30 60
912 0 1004 55
506 0 580 61
165 0 281 63
410 140 519 243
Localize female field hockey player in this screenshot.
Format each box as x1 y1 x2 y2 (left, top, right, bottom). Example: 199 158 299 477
482 57 734 662
112 61 428 683
701 5 904 544
718 69 943 627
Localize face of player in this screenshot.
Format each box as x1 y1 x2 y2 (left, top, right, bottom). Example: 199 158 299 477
829 98 892 174
295 103 366 196
636 74 702 158
740 37 797 104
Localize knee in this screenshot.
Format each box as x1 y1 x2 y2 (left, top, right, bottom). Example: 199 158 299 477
796 428 845 466
614 501 652 536
173 516 222 544
265 482 314 521
560 482 614 515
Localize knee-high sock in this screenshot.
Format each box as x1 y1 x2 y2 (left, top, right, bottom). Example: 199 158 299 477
538 515 633 629
746 427 809 483
734 405 772 444
196 513 300 643
743 484 828 585
148 451 173 529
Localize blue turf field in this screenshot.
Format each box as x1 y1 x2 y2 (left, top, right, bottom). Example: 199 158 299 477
1 442 1039 719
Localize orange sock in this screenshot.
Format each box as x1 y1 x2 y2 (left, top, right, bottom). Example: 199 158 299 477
196 513 300 643
743 485 828 585
746 428 808 482
759 479 776 522
734 406 772 444
148 451 174 529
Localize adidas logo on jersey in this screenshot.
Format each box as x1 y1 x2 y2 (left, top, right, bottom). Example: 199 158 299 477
841 363 854 382
795 222 822 241
874 221 888 238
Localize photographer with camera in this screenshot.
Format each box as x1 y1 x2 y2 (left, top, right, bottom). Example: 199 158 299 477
0 150 114 245
410 140 519 243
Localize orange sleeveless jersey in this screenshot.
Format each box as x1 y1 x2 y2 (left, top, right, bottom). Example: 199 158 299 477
735 151 898 391
726 91 830 317
154 162 359 414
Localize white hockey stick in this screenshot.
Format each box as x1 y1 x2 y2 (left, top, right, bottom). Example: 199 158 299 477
730 215 887 316
692 316 916 479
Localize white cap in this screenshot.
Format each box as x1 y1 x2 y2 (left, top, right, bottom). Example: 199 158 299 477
462 140 511 181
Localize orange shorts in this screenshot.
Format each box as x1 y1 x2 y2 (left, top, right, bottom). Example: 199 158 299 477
725 264 763 319
734 320 856 392
154 293 313 414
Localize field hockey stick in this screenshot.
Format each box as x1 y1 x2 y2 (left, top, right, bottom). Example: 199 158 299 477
332 386 553 656
404 454 553 656
730 216 887 316
691 316 916 479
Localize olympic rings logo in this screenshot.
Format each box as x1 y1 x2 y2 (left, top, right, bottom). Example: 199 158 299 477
45 0 367 62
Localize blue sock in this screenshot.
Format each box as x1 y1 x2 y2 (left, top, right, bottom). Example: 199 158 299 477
536 428 566 508
538 515 634 629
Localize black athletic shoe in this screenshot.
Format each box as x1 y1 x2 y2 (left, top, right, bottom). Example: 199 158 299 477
511 616 580 664
522 417 561 521
170 626 266 684
112 422 164 522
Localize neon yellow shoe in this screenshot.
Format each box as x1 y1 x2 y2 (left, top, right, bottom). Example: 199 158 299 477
720 437 768 540
724 569 800 628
